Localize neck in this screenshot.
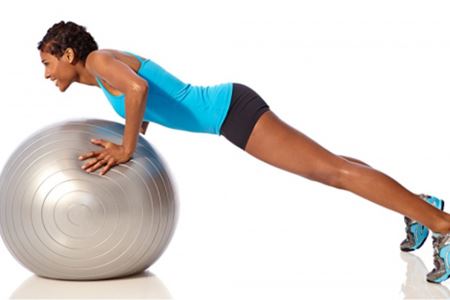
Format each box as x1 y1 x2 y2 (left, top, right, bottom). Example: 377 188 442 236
74 62 98 86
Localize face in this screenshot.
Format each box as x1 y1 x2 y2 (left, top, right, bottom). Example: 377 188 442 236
40 49 78 92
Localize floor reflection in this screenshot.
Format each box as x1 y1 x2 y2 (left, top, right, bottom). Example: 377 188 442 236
10 270 172 299
401 251 450 299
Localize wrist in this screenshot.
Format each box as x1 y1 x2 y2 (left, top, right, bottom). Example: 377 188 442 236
122 145 135 157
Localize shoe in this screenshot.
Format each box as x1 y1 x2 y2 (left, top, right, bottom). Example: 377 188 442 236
400 194 445 252
427 232 450 284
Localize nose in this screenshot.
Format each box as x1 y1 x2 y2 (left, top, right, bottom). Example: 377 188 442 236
44 67 52 80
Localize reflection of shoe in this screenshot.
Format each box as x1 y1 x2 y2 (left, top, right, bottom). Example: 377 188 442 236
401 252 428 297
400 252 450 298
427 232 450 284
400 194 445 252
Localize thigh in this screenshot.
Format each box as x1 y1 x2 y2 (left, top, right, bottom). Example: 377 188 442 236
245 110 348 179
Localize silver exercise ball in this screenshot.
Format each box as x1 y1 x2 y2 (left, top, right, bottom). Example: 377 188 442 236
0 119 178 281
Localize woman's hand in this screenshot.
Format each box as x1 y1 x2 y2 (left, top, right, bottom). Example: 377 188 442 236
78 139 132 175
140 121 149 135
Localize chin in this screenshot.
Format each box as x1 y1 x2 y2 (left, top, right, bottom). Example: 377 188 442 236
58 83 69 92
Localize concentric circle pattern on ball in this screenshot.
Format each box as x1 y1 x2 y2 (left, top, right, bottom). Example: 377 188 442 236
0 119 178 280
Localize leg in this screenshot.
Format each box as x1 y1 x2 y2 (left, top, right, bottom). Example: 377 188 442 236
339 155 426 199
245 110 450 233
339 155 422 198
339 155 370 167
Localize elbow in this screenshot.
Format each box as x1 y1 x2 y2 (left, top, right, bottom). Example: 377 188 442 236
139 81 149 94
129 80 148 95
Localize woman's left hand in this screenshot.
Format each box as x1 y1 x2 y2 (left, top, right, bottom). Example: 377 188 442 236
78 139 132 175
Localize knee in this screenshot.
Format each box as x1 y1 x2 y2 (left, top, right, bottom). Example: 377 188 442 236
306 161 352 189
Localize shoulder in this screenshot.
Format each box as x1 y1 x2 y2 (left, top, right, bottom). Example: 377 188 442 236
85 50 114 72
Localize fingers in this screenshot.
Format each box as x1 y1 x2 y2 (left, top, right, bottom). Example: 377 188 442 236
78 139 106 160
79 151 105 169
100 159 115 176
78 138 120 175
84 152 109 171
81 158 101 171
78 150 101 161
90 138 107 147
78 139 108 161
82 156 116 176
85 159 106 173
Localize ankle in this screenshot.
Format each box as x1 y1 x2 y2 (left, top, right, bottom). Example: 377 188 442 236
431 216 450 234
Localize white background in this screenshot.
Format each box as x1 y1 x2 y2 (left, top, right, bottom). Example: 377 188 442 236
1 0 450 299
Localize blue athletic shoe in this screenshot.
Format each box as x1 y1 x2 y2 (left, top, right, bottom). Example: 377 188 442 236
427 232 450 284
400 194 445 252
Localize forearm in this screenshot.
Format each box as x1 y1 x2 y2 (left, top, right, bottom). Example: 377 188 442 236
123 89 148 155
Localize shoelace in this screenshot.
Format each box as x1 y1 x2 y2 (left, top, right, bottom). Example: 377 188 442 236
431 234 446 272
404 217 417 242
405 230 414 243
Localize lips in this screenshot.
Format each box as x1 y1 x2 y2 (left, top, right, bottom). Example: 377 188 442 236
50 78 61 89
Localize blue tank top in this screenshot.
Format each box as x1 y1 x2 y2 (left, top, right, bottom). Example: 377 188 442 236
95 51 233 135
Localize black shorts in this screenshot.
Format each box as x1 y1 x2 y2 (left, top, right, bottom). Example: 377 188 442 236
220 83 270 150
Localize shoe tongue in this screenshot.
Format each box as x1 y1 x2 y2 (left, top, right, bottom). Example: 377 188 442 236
405 218 418 225
432 232 445 238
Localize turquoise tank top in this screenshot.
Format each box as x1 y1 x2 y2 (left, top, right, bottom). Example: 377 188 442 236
95 52 233 135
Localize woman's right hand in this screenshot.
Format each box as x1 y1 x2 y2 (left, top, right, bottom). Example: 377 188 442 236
140 121 149 135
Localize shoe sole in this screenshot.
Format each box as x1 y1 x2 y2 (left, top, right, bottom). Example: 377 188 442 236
427 272 450 284
401 200 445 252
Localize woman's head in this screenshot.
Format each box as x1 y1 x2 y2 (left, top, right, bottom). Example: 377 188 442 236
38 21 98 61
38 21 98 91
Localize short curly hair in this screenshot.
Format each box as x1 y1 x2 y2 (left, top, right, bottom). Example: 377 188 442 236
37 21 98 61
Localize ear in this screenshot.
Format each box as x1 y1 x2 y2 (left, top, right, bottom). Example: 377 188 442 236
63 48 76 64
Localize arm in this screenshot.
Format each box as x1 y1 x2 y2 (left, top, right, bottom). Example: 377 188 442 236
122 85 148 154
86 50 148 154
80 50 148 174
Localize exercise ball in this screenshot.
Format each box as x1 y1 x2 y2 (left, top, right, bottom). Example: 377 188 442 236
0 119 178 281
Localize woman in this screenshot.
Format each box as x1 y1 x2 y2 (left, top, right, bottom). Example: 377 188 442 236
38 21 450 283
